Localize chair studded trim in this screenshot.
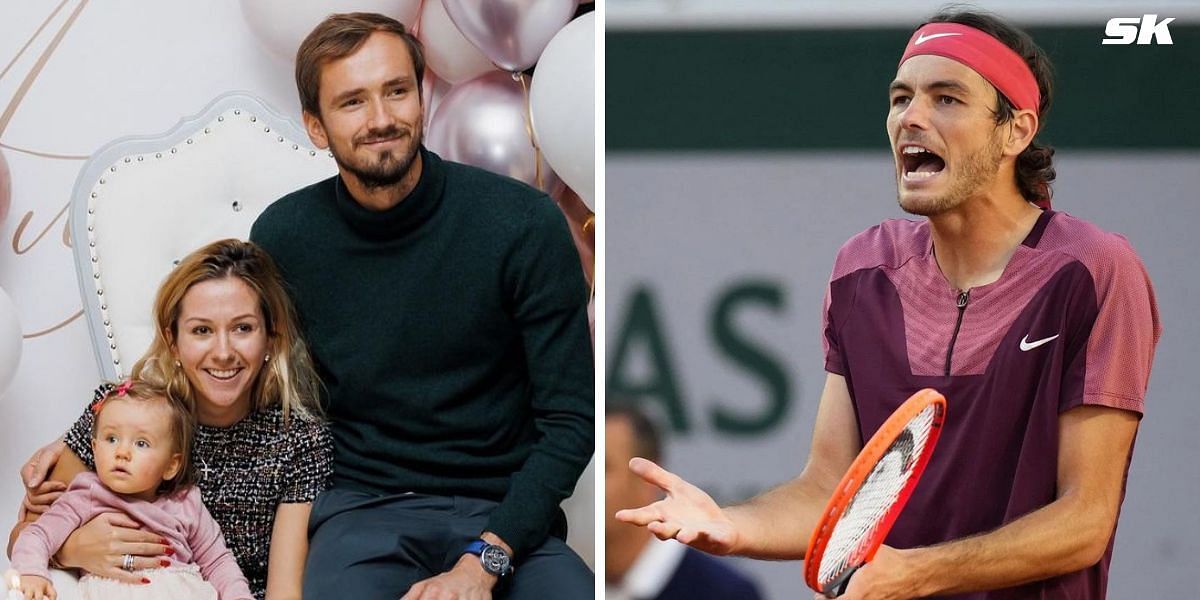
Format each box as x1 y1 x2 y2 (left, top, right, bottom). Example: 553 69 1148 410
70 92 337 379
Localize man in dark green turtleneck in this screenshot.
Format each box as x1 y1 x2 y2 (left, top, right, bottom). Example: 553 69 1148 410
249 13 594 600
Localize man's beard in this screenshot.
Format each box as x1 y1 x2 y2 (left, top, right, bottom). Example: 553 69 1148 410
333 125 422 190
899 133 1005 217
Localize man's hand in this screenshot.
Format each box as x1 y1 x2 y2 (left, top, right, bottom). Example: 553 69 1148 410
614 457 741 555
58 513 169 585
813 546 923 600
399 554 496 600
19 574 56 600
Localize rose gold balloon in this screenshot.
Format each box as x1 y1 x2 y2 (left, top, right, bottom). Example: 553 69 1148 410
442 0 577 72
419 0 498 84
426 71 563 196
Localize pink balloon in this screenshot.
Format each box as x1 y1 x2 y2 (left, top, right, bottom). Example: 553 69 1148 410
0 148 11 226
419 0 498 84
421 70 452 131
442 0 577 72
426 72 563 196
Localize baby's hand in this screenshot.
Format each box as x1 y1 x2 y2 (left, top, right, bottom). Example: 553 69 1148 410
19 574 56 600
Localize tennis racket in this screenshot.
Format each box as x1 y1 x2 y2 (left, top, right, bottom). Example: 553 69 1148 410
804 388 947 597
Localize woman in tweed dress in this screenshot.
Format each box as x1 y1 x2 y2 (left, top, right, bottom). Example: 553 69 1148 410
9 239 332 600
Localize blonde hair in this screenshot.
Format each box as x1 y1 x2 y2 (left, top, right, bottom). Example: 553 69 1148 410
132 239 322 423
91 379 197 495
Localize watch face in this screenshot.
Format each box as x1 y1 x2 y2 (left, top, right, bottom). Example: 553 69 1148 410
481 545 511 575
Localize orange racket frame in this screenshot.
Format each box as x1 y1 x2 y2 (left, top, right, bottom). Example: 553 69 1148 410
804 388 947 595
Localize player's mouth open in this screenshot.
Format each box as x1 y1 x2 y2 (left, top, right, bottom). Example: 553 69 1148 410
900 145 946 182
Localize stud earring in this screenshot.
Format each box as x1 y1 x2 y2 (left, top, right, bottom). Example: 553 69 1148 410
174 360 182 368
264 354 271 363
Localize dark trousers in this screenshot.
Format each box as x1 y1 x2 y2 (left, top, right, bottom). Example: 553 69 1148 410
302 487 593 599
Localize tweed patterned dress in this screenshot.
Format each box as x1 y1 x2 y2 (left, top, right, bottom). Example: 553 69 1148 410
65 385 333 599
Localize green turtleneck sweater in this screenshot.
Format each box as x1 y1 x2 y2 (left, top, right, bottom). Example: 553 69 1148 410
250 149 593 557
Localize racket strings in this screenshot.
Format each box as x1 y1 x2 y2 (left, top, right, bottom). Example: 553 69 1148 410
817 404 937 585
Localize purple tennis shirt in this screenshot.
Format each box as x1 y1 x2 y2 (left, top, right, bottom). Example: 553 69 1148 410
821 210 1160 599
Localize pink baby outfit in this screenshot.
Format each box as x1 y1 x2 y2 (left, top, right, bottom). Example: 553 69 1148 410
11 471 253 600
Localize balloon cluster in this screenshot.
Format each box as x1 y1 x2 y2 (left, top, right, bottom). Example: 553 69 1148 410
428 0 595 211
240 0 595 211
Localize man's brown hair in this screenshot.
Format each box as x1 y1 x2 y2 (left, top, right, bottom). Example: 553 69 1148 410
294 12 426 117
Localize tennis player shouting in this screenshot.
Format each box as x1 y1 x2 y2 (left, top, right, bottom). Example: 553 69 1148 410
616 8 1160 599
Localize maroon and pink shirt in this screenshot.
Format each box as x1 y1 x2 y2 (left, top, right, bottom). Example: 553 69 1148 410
822 210 1160 599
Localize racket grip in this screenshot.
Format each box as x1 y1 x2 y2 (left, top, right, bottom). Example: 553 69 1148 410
823 566 859 598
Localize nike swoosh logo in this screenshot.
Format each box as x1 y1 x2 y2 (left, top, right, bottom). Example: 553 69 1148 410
1020 334 1059 351
915 32 963 45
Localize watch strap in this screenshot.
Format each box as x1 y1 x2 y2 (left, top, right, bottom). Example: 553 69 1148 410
463 539 489 556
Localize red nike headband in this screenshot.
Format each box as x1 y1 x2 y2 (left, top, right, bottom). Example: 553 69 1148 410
900 23 1040 114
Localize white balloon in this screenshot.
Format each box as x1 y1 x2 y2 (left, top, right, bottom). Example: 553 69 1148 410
530 13 595 209
241 0 422 63
0 286 23 396
418 0 498 85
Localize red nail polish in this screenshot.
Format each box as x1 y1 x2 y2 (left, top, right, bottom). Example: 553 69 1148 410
141 577 151 584
165 548 176 556
160 559 171 567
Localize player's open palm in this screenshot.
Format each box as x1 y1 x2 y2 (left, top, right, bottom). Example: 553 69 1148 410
614 457 740 555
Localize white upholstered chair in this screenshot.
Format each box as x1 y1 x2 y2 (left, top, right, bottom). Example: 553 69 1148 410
49 91 336 599
70 92 336 379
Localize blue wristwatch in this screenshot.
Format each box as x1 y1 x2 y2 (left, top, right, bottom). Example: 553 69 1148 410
464 539 514 577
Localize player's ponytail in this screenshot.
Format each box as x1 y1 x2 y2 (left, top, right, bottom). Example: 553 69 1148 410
1016 140 1055 206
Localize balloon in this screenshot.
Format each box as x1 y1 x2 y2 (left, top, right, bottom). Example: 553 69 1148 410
419 0 498 84
241 0 422 63
0 286 23 395
426 71 563 196
442 0 576 72
421 69 452 132
530 13 594 209
0 148 10 226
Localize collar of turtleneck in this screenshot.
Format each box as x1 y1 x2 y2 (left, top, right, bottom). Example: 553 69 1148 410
332 147 445 240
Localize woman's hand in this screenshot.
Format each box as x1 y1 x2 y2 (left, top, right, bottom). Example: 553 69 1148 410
20 439 66 490
57 513 170 585
21 482 67 518
19 439 68 517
